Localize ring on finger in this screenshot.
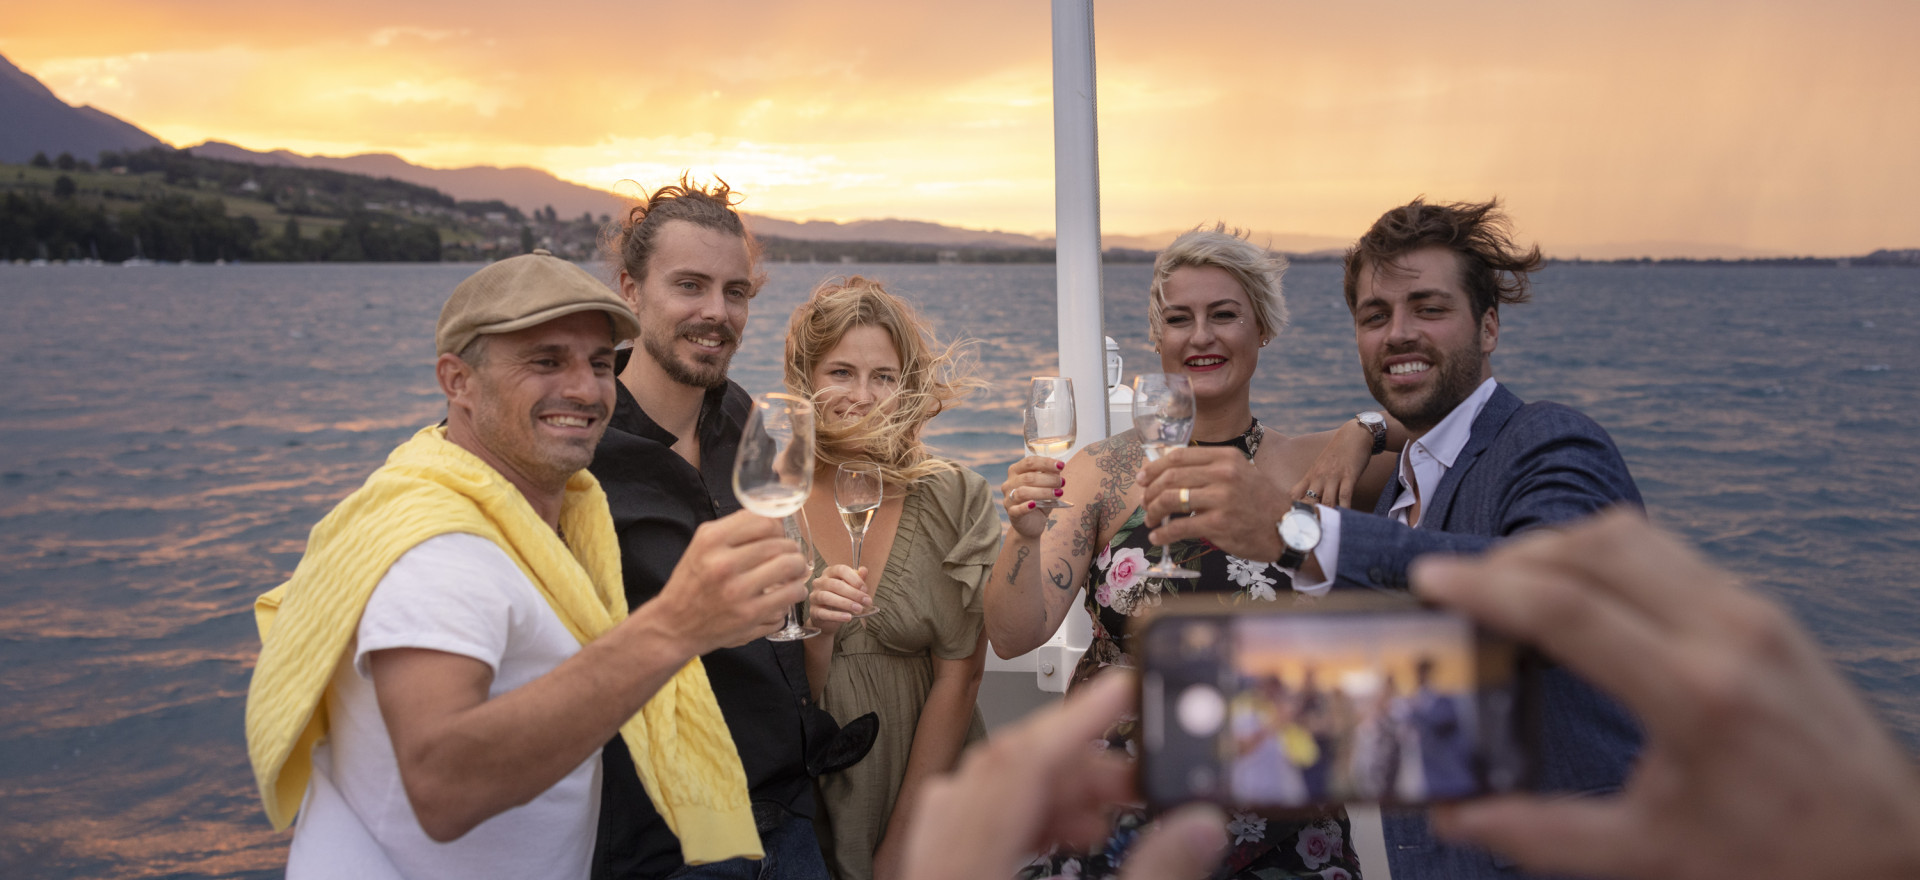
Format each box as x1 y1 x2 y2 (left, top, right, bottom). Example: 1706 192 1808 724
1304 489 1320 501
1178 487 1193 515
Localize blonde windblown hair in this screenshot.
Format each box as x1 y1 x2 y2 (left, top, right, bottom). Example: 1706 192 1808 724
783 276 983 487
1147 224 1290 348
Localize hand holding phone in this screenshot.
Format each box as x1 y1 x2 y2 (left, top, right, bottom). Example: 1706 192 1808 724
1137 593 1539 813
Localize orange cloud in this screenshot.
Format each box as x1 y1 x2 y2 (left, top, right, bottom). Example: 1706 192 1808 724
4 0 1916 253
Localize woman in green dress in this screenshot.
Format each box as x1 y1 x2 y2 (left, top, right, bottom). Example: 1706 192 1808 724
791 276 1001 880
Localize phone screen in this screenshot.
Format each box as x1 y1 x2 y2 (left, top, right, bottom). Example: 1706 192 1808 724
1139 597 1535 811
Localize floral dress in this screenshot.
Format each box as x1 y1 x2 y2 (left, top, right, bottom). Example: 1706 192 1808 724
1025 441 1363 880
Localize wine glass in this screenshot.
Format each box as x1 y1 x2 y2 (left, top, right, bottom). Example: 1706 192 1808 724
1132 372 1199 578
733 391 819 640
1022 376 1076 509
835 461 885 618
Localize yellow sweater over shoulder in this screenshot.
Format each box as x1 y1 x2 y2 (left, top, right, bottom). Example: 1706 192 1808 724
245 425 760 863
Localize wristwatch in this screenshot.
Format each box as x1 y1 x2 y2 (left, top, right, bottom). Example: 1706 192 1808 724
1276 501 1322 570
1355 411 1388 456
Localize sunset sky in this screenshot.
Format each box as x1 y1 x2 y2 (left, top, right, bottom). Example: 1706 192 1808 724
6 0 1917 255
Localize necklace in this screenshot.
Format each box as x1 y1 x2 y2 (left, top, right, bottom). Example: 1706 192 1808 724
1191 417 1264 460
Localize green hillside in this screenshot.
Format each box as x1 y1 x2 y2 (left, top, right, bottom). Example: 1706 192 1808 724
1 147 604 263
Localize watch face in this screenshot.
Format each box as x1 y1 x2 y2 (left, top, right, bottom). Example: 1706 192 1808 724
1358 411 1385 427
1279 509 1321 550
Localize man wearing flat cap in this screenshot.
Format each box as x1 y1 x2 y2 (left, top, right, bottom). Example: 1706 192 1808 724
246 251 809 880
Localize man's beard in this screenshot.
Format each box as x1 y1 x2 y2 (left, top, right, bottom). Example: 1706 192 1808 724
642 321 737 389
1365 337 1484 434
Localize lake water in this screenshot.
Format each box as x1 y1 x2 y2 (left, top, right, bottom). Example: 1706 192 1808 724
2 260 1916 878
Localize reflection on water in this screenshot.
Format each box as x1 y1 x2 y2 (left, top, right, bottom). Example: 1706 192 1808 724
2 261 1917 878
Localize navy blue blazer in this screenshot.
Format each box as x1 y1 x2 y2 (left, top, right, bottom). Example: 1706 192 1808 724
1336 384 1644 880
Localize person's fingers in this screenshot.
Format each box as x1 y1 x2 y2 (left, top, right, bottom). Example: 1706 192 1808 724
1023 470 1065 490
1026 454 1065 473
1335 476 1353 509
1140 481 1175 523
809 605 853 624
690 537 800 607
1013 482 1064 505
1008 672 1138 766
1004 473 1065 512
1140 468 1225 523
740 548 809 602
1004 456 1064 484
704 508 788 543
1138 451 1171 486
1035 751 1136 851
1509 510 1750 639
1147 511 1220 548
823 563 865 591
685 524 786 577
1430 795 1647 880
816 576 867 606
1117 805 1228 880
1412 548 1703 730
808 585 862 619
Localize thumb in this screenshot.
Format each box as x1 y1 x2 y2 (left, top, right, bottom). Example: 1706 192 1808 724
1117 805 1228 880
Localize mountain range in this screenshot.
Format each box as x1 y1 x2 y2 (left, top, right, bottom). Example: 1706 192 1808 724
181 141 1073 249
0 54 167 164
181 139 1362 253
0 50 1838 259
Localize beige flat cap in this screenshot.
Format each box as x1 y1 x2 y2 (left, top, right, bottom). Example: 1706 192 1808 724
435 249 640 356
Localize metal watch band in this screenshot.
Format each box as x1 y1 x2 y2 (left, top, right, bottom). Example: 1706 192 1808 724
1357 412 1388 456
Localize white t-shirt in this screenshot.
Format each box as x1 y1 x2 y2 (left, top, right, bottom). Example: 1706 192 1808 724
285 532 602 880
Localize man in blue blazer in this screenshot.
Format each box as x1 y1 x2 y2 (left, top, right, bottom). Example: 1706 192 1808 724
1141 197 1643 879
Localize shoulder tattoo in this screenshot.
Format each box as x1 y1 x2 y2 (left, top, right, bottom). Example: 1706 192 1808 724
1089 434 1143 536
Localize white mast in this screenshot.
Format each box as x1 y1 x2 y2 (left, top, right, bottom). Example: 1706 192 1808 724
1031 0 1101 691
1052 0 1108 444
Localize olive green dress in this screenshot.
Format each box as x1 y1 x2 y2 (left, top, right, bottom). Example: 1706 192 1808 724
811 465 1000 880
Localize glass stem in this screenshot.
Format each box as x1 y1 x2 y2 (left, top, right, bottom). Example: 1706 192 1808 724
782 514 808 633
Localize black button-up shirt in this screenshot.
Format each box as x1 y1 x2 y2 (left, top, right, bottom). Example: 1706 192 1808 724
588 379 821 879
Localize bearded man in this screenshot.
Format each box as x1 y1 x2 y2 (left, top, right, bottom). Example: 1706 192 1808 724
587 180 870 880
1140 198 1644 880
247 250 808 879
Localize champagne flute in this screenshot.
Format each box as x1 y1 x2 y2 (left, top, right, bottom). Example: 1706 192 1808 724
733 391 819 640
1022 376 1076 509
1132 372 1199 578
835 461 884 618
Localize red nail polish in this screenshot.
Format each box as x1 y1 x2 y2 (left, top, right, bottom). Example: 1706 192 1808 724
1056 461 1064 470
1054 489 1063 497
1028 501 1036 509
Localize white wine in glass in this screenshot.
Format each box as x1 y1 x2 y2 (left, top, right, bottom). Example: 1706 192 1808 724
1132 373 1198 578
1023 376 1076 509
733 391 819 640
835 460 884 618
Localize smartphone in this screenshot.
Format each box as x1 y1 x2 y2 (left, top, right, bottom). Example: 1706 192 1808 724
1136 592 1539 813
